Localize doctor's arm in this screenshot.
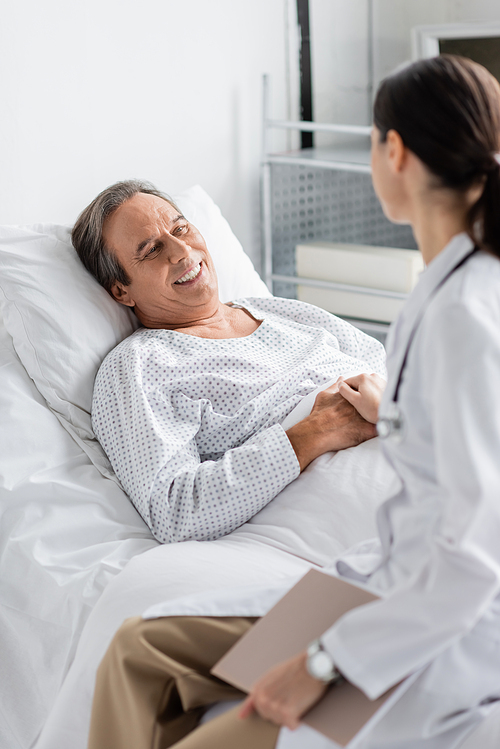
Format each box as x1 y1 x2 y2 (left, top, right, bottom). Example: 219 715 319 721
239 651 327 730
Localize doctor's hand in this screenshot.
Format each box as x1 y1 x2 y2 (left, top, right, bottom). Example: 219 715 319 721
238 651 327 730
286 387 377 471
337 373 386 424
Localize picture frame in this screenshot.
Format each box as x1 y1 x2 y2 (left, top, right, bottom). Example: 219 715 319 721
411 22 500 82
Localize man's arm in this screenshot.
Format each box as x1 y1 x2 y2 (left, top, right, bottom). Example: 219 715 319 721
146 390 375 544
94 376 375 545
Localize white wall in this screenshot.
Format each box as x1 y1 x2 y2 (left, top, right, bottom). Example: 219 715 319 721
3 1 500 269
0 0 291 266
310 0 371 129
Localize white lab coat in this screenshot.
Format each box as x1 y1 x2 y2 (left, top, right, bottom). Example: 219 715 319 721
145 233 500 748
318 233 500 747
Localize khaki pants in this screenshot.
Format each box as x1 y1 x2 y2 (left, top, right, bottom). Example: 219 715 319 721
88 615 280 749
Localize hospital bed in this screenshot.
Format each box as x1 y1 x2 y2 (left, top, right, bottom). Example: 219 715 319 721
0 186 497 749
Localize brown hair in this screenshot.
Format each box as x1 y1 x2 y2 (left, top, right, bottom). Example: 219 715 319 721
72 179 180 292
373 55 500 258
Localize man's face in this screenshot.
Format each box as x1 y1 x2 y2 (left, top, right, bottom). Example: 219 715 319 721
103 193 219 328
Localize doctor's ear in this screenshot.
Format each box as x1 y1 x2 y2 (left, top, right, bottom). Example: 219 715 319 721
385 129 408 173
110 281 135 307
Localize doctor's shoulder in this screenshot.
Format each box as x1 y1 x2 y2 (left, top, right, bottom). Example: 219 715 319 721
443 249 500 321
420 250 500 357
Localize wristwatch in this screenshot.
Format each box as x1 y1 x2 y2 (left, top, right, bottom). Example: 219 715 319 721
306 639 343 685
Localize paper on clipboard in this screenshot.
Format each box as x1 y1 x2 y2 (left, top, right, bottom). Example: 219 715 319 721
212 569 419 747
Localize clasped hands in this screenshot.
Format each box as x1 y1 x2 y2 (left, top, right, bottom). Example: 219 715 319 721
286 372 386 471
239 373 386 730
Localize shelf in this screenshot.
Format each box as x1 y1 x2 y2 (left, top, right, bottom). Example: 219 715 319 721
266 144 371 173
260 76 401 342
271 274 408 300
266 119 372 137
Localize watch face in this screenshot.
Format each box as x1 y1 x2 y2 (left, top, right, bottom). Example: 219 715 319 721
310 650 334 680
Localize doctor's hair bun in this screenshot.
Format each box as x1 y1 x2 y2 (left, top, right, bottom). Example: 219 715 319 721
373 55 500 259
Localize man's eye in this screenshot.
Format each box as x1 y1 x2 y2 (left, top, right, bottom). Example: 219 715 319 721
146 245 160 257
174 223 188 235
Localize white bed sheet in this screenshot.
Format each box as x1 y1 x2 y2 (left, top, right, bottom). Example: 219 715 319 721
34 538 311 749
0 321 157 749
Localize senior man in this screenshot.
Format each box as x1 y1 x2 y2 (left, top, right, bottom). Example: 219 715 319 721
73 180 385 547
73 180 386 749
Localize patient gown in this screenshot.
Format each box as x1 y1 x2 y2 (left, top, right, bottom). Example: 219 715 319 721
92 297 385 544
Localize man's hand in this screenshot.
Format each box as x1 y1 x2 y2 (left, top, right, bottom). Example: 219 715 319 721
337 373 386 424
286 385 377 471
238 651 327 730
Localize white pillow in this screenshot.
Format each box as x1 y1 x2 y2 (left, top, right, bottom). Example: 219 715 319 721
0 185 270 473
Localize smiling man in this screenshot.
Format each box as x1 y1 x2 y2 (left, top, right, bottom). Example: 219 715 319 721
72 179 387 749
72 180 385 546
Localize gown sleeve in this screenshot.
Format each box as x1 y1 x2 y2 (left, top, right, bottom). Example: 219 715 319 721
321 296 500 699
92 353 300 545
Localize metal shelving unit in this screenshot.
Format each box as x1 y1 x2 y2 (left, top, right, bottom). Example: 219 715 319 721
260 75 417 340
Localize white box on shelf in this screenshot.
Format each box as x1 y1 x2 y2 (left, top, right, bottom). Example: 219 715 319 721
295 242 423 323
296 286 402 324
296 242 423 292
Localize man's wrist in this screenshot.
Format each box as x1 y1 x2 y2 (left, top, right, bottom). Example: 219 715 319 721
286 414 332 471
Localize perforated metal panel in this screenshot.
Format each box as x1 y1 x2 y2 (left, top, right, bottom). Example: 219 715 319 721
270 164 417 299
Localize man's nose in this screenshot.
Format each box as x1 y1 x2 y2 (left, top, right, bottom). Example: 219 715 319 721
165 234 191 263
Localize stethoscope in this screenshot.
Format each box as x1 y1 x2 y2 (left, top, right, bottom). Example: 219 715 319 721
377 246 478 442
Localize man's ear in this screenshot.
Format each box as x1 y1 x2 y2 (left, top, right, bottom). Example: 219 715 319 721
110 282 135 307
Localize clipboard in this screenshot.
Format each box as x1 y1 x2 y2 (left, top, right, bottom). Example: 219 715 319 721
212 569 418 747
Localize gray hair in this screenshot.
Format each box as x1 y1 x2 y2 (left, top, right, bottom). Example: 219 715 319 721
71 179 180 292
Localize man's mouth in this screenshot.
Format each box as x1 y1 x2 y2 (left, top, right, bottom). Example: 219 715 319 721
174 263 202 285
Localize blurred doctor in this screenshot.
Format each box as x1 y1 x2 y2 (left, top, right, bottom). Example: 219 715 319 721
243 54 500 749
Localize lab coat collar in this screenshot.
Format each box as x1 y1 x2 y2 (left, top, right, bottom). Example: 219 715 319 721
385 233 475 397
